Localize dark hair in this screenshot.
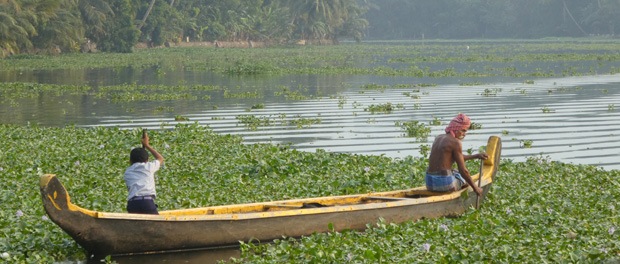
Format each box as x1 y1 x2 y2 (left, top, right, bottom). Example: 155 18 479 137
130 148 149 164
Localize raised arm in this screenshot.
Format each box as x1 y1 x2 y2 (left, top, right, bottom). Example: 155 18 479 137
142 131 164 165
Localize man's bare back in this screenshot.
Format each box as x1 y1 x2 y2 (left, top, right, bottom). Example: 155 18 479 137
427 134 461 172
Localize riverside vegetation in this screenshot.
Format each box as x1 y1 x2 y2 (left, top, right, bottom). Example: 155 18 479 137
0 125 618 263
1 41 620 263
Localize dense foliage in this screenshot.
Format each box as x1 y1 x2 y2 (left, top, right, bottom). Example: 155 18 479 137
3 0 620 58
0 0 369 57
0 124 618 263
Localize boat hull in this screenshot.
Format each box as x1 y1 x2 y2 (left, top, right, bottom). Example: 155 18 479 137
40 136 501 256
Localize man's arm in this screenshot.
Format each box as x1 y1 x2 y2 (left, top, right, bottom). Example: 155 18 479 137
463 153 488 161
453 146 482 196
142 132 165 165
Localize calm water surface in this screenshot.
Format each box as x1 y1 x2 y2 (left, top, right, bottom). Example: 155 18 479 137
1 69 619 171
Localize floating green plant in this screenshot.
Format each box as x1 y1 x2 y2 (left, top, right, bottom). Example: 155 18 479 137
460 82 484 86
396 120 431 141
520 139 534 148
251 103 265 110
365 103 395 114
418 144 430 157
223 90 261 99
469 122 482 130
337 96 346 109
155 106 174 113
481 88 501 96
541 106 555 113
174 115 189 121
274 87 309 100
361 83 389 91
236 114 272 130
224 59 277 75
289 115 322 128
429 117 442 126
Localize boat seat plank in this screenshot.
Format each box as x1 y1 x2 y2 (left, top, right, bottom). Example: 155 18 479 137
264 204 302 209
362 196 409 201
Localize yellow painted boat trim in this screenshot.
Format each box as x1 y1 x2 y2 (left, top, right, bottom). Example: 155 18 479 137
41 135 501 222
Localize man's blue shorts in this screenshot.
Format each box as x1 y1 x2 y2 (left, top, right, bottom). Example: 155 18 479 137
425 171 466 192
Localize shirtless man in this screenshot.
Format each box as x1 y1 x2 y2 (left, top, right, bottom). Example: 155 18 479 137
426 113 487 196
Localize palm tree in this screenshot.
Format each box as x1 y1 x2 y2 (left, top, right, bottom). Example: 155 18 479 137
137 0 156 30
79 0 113 40
285 0 344 41
0 0 37 56
33 0 85 53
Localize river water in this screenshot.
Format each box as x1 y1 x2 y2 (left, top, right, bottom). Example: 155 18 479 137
100 73 620 171
1 68 619 172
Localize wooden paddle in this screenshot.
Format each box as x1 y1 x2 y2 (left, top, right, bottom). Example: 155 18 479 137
141 129 147 148
476 159 483 209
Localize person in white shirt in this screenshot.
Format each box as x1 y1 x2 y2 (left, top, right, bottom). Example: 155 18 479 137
124 130 164 214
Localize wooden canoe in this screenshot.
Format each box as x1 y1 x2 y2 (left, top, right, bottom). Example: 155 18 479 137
40 136 501 257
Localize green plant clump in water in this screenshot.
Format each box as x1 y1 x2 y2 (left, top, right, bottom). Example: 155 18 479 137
469 122 482 130
429 117 442 126
236 114 272 130
0 125 619 263
288 116 322 129
541 106 555 113
361 83 389 91
365 103 395 114
174 115 189 121
396 120 431 141
520 139 534 148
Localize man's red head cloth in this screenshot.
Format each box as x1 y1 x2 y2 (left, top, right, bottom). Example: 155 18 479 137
445 113 471 138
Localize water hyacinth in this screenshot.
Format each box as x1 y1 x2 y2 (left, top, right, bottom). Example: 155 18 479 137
421 243 431 252
1 121 620 263
15 210 23 217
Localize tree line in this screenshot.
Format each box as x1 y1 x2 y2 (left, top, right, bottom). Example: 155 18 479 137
1 0 619 58
0 0 369 57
